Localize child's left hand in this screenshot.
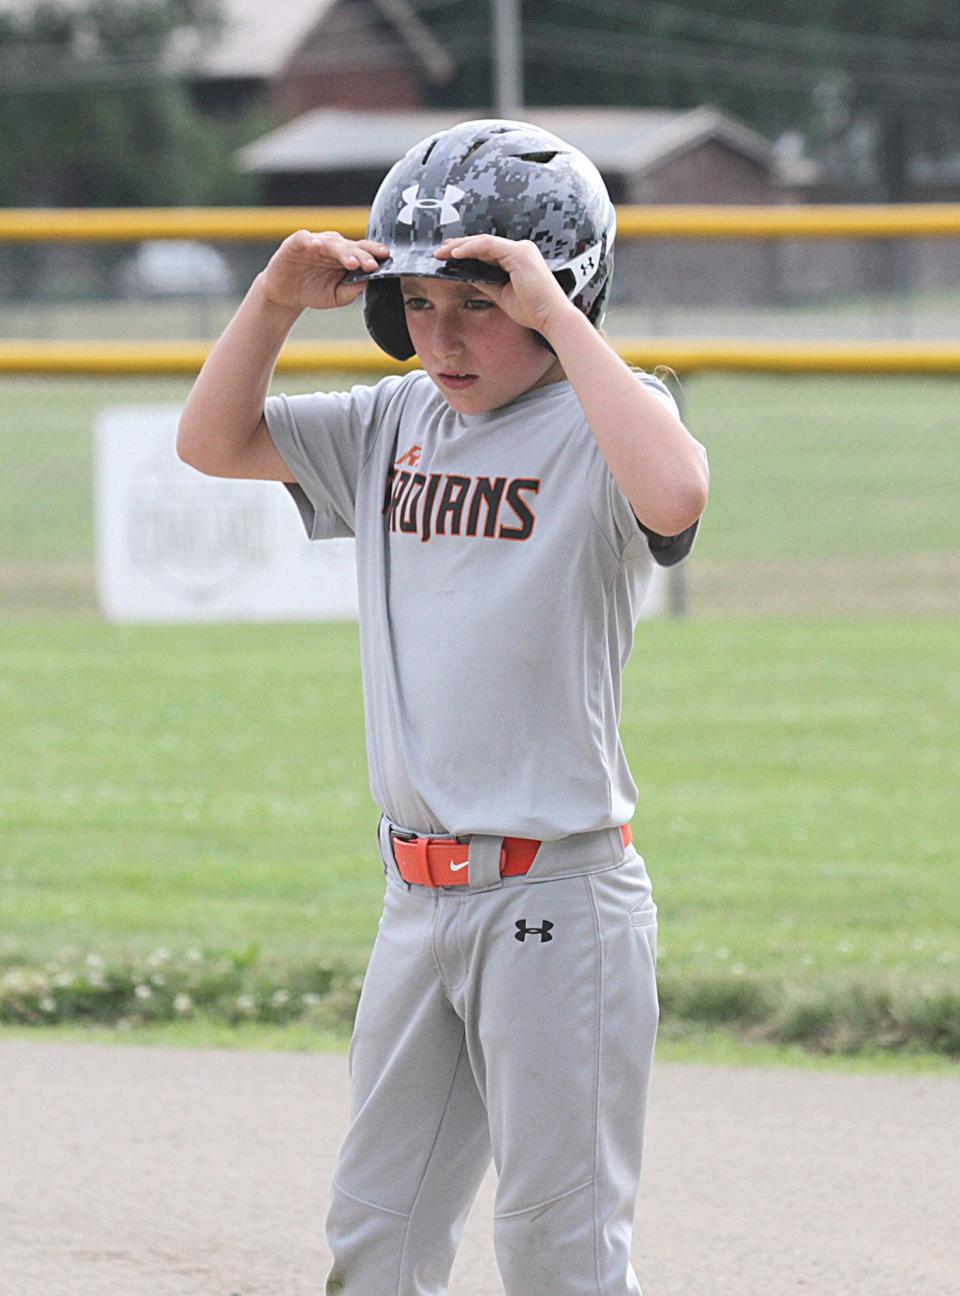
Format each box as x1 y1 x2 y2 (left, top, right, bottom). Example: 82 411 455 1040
434 235 574 334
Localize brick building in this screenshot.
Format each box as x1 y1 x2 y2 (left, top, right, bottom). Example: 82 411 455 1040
170 0 455 118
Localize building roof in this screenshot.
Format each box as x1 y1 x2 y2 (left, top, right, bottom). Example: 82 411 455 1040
237 105 775 177
168 0 337 80
169 0 453 82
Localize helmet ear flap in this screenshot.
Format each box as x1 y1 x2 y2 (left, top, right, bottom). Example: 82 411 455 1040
363 279 414 361
535 257 612 355
585 272 611 330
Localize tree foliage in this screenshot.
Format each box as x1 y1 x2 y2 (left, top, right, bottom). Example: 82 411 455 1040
0 0 260 206
2 0 958 206
423 0 960 198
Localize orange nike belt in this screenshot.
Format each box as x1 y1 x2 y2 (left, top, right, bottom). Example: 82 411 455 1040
391 825 632 887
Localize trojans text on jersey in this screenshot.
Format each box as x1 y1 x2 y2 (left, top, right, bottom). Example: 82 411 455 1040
382 463 541 543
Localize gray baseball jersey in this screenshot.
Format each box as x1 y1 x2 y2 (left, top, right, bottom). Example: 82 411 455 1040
264 370 704 840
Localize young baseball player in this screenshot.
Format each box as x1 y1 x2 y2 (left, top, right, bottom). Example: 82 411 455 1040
178 119 708 1295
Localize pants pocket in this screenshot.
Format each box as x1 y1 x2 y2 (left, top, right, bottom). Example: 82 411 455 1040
621 851 657 927
629 900 658 928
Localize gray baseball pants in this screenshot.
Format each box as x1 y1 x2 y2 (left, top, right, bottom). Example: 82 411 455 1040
324 817 660 1295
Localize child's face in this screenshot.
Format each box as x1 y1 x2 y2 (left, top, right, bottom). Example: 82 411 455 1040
399 276 563 414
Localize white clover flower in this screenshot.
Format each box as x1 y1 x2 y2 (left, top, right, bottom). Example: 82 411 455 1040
147 947 171 967
271 989 290 1007
173 993 193 1015
302 993 322 1007
235 994 256 1014
150 974 166 988
86 953 103 968
134 983 153 1000
54 972 74 988
186 948 203 962
39 996 57 1014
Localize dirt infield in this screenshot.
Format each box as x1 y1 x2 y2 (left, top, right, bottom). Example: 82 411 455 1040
1 1040 957 1295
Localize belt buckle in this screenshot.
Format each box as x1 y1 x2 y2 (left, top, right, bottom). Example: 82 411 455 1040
390 828 429 873
391 828 478 886
392 829 451 885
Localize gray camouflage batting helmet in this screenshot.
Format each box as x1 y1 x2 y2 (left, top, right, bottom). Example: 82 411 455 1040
345 118 616 360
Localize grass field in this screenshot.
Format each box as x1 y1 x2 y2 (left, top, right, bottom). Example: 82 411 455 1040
2 617 957 1059
1 362 958 1062
2 370 958 616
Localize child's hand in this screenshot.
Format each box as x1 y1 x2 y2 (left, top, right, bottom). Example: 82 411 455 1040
261 230 389 312
434 235 574 334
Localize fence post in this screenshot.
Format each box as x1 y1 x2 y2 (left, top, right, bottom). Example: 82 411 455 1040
666 374 689 620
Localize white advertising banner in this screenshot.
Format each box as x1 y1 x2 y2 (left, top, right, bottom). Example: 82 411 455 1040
94 405 358 623
94 403 668 623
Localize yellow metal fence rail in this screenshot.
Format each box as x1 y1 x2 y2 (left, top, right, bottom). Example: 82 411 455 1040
2 205 959 375
3 204 960 241
1 339 958 376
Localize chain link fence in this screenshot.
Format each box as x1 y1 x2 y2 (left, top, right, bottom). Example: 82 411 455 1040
2 231 958 620
3 232 960 341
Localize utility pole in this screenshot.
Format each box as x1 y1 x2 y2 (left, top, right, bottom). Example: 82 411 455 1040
492 0 524 117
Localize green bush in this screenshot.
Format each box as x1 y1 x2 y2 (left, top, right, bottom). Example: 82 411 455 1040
0 945 363 1032
5 945 958 1057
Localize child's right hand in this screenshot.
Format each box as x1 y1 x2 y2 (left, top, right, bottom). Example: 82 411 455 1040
260 230 389 312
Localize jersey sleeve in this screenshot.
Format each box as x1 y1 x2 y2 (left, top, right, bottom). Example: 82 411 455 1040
587 372 708 567
264 374 404 540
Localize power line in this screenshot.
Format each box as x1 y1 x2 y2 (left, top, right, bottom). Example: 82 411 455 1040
0 55 171 92
523 22 960 100
552 0 960 68
0 28 492 93
405 0 475 11
3 7 959 105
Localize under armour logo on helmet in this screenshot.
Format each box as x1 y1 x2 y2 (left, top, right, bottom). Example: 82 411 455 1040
397 184 465 225
515 919 554 943
559 240 603 297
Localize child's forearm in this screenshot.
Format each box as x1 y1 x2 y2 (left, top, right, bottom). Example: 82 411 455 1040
543 306 708 536
177 273 302 473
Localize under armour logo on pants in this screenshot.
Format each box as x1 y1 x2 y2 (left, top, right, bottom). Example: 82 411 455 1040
515 919 554 943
